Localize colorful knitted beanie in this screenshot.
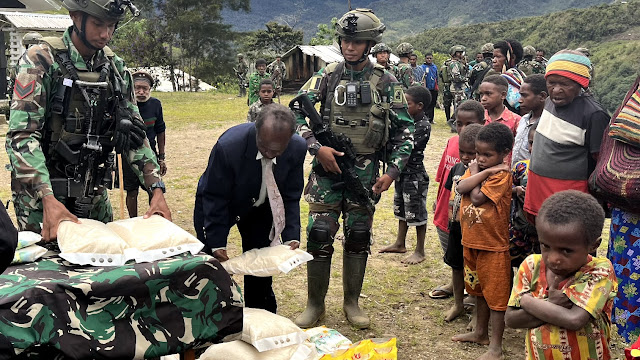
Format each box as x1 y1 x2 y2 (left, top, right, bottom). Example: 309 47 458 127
545 50 591 88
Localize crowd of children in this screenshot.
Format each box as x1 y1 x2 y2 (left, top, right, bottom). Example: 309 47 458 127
244 47 622 359
427 49 618 360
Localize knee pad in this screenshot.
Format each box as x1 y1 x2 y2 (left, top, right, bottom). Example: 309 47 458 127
344 222 370 254
308 219 335 258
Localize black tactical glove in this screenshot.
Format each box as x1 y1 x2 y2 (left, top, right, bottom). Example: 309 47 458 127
114 111 147 154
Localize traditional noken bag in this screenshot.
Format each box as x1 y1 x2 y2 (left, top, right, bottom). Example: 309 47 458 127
589 75 640 212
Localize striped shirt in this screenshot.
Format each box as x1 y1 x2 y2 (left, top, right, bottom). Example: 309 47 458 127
529 95 608 181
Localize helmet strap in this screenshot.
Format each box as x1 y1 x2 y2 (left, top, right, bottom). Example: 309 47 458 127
72 13 117 52
340 38 371 66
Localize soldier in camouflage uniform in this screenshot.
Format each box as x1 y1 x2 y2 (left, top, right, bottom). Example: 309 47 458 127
518 45 545 76
5 0 170 241
371 42 397 75
247 58 270 106
292 9 414 330
439 48 454 124
535 49 548 71
395 42 416 89
469 42 494 100
448 45 469 131
267 55 286 101
234 53 248 97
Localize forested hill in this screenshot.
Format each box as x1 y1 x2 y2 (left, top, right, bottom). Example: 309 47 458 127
222 0 609 40
406 0 640 113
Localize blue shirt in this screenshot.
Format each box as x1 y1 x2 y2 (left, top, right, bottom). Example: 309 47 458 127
421 63 438 90
412 65 426 86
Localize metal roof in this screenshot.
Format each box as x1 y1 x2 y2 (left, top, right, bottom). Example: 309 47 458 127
282 44 400 64
0 11 71 31
283 45 344 63
0 0 61 12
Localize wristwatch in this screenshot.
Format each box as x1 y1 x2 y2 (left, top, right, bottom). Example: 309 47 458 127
309 142 322 156
149 180 166 193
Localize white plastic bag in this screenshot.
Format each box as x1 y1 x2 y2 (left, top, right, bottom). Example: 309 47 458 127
221 245 313 277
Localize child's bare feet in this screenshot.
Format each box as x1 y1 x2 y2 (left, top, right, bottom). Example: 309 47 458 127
444 304 465 322
476 348 504 360
401 252 425 264
451 331 489 345
378 244 407 253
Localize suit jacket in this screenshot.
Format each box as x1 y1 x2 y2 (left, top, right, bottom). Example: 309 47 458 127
194 123 307 250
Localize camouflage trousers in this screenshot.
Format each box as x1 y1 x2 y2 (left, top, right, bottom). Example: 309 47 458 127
304 153 379 257
238 80 246 97
11 179 113 233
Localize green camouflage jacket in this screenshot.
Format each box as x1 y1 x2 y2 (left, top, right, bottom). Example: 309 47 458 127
518 59 544 76
248 72 271 105
5 28 161 200
295 61 414 180
268 61 286 89
448 59 469 90
396 62 415 90
234 60 248 77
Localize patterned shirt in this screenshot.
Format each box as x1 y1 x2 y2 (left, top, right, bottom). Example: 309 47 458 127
248 72 271 105
509 254 618 360
485 107 522 137
411 65 426 87
403 112 431 174
246 100 273 123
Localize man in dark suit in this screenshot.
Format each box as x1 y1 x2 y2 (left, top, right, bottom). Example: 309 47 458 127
194 104 307 313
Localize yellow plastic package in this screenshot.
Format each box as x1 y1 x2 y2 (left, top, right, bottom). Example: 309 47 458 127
320 338 397 360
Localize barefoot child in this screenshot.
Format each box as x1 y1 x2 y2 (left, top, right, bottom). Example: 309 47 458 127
246 79 275 122
443 123 483 322
453 122 514 360
430 100 485 298
506 190 618 360
379 86 432 264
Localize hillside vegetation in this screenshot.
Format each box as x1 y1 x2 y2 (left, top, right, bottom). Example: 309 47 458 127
406 0 640 113
221 0 608 41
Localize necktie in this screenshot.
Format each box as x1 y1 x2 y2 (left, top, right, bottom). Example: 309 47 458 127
264 159 285 246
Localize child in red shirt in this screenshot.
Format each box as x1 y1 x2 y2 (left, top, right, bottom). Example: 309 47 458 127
430 100 485 299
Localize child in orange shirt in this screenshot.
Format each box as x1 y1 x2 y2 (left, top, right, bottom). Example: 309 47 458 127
453 122 514 360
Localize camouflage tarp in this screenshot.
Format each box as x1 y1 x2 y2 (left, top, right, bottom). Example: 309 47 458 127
0 253 243 359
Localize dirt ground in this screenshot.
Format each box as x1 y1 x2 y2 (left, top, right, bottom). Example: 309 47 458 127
0 92 628 359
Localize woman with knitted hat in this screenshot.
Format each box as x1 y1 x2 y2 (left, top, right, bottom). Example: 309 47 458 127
523 49 609 220
492 39 526 114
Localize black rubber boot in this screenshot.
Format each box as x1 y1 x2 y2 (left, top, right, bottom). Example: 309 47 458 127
294 257 331 328
342 253 370 329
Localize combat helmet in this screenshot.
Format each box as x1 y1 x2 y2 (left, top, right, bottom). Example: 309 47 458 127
576 47 590 57
396 43 414 57
62 0 140 21
450 45 466 56
481 42 494 54
335 8 385 65
335 8 385 44
62 0 139 51
22 32 43 47
371 43 391 55
237 53 244 59
523 45 536 57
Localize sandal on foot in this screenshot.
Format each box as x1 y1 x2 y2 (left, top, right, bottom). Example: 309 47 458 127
428 286 453 299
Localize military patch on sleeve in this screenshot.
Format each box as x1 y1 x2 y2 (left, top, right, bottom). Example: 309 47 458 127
13 74 36 100
393 87 407 105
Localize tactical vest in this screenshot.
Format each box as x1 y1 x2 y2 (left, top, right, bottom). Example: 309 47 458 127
40 37 121 200
440 60 452 85
41 37 117 165
322 62 389 155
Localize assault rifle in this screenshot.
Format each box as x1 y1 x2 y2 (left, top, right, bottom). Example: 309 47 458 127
289 93 377 215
